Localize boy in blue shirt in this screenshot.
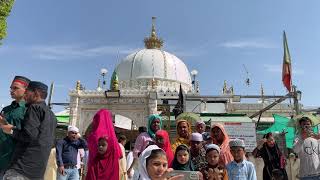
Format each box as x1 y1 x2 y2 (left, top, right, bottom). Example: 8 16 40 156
226 139 257 180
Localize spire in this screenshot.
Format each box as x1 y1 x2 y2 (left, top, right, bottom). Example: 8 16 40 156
222 80 227 94
97 79 102 91
144 17 164 49
110 70 119 91
260 84 264 103
260 84 264 97
76 80 81 91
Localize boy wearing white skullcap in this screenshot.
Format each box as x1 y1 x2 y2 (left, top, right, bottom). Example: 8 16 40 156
226 139 257 180
201 144 228 180
190 133 207 171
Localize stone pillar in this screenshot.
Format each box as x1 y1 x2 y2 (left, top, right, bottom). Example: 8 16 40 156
69 95 80 127
148 98 157 115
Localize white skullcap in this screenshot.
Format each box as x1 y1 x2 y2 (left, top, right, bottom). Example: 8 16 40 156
68 125 79 133
205 144 221 154
229 139 245 148
191 132 203 142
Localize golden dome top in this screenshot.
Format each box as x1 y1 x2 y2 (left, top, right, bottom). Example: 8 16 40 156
144 17 163 49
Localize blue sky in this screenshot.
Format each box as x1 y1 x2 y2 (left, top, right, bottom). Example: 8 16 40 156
1 0 320 112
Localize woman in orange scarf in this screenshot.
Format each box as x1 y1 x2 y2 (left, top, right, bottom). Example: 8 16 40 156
211 123 233 166
171 113 198 153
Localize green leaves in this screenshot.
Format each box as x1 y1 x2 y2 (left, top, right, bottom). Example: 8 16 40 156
0 0 15 42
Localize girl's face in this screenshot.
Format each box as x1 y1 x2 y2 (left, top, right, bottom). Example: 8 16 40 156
206 150 219 166
146 154 168 180
176 150 189 165
155 135 164 148
98 138 108 155
211 127 224 142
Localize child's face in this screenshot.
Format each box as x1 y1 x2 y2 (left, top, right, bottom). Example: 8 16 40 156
206 149 219 166
176 150 189 165
98 139 108 155
190 141 203 151
155 135 164 148
146 154 168 180
196 123 205 134
230 146 245 162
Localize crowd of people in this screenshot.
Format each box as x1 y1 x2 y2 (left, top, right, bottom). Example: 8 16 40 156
0 75 319 180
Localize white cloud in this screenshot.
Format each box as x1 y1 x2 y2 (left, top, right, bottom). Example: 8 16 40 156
220 39 277 49
264 64 304 75
166 43 207 57
30 44 139 60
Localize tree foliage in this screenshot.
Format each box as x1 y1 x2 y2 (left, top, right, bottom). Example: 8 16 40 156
0 0 15 43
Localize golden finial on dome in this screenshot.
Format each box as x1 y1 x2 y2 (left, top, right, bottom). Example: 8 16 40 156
144 17 164 49
110 70 119 91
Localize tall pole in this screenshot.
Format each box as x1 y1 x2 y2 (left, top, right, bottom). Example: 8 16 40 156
293 85 300 115
48 82 54 109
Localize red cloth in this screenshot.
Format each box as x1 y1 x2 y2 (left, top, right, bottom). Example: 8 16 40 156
155 130 174 167
211 123 234 166
86 109 122 180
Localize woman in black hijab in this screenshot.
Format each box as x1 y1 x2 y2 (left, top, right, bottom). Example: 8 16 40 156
253 133 288 180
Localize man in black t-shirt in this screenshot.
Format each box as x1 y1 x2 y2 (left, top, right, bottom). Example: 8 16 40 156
1 81 57 180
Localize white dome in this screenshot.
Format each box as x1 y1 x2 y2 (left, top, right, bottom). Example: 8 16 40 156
116 49 192 92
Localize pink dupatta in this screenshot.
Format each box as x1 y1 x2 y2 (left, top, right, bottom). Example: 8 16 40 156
211 123 234 165
86 109 122 180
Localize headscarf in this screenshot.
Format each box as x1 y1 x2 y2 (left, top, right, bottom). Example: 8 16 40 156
171 113 194 152
147 114 163 139
172 144 195 171
211 123 233 165
155 130 174 167
138 145 165 180
86 109 122 180
262 133 286 169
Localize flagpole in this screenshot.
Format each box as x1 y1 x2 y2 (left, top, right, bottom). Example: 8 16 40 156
283 31 301 115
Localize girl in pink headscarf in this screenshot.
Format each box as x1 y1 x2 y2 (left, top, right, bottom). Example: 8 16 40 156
155 130 174 167
86 109 122 180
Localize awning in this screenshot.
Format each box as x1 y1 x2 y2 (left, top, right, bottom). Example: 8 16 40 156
114 114 132 130
56 115 69 123
201 116 253 123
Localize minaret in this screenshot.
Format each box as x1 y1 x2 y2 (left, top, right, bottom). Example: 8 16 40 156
222 80 227 94
144 17 164 49
76 80 81 91
260 84 264 103
97 79 102 91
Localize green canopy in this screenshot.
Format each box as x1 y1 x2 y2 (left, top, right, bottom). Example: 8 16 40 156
257 114 318 148
56 115 69 123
